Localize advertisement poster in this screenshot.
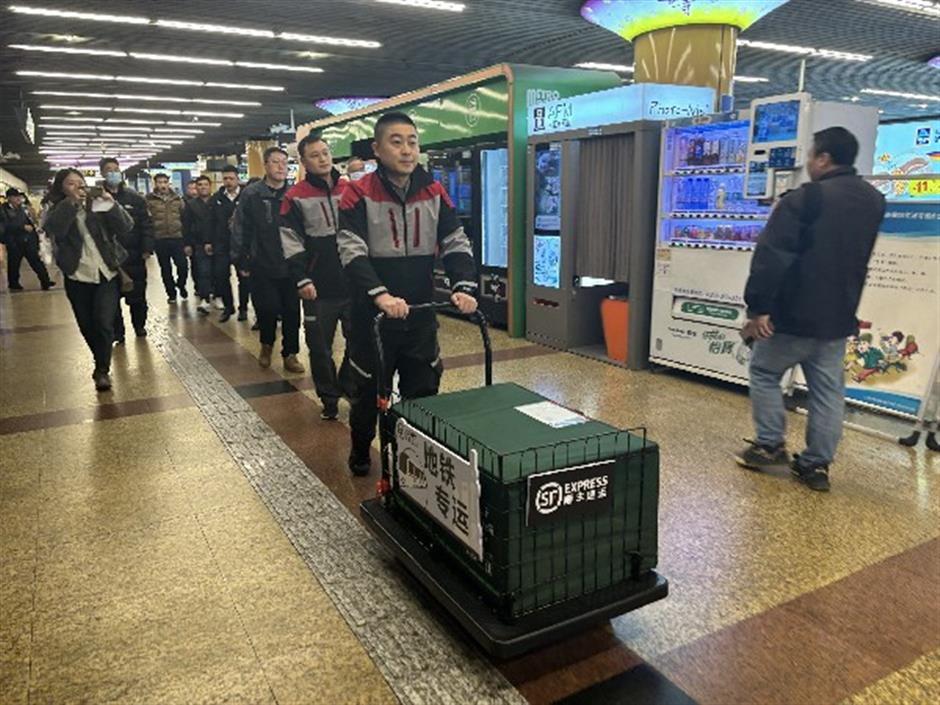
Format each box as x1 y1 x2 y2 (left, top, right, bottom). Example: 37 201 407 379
842 201 940 416
872 121 940 201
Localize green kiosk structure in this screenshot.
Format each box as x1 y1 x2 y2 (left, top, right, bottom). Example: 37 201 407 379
297 64 620 336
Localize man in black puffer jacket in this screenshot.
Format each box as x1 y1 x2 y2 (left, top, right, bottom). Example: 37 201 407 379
100 158 154 340
735 127 886 492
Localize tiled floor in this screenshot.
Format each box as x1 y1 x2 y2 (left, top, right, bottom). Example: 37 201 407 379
1 259 938 705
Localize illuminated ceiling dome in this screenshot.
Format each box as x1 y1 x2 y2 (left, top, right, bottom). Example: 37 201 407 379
581 0 791 41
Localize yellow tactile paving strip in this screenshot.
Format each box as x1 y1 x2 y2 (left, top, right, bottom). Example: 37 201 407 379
0 408 395 705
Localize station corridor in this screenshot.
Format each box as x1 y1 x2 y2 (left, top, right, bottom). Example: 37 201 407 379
2 264 938 705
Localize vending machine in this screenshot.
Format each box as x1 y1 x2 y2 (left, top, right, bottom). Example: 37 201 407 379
650 95 878 383
428 144 510 327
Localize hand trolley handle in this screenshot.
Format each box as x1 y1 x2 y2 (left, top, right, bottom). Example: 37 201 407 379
372 301 492 412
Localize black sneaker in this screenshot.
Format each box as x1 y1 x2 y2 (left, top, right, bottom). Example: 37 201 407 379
791 455 831 492
114 336 126 346
42 281 56 290
167 296 177 305
219 308 235 323
734 439 790 471
237 309 248 322
251 320 260 331
135 327 147 338
321 400 339 421
179 285 188 300
8 283 23 291
93 371 112 391
348 448 371 477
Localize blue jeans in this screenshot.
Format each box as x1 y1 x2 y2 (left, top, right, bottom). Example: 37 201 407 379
749 334 846 468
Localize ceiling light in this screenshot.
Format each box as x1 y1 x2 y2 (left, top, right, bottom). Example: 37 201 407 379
574 62 634 72
737 39 872 62
154 19 275 38
732 75 770 83
40 104 112 111
234 61 323 73
8 43 125 57
115 108 244 117
861 88 940 102
33 90 261 106
375 0 465 11
129 52 233 66
165 120 221 126
9 5 149 24
855 0 940 18
278 32 381 48
18 70 280 92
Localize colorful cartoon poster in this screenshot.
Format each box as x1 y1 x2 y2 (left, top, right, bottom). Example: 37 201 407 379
871 121 940 201
842 201 940 416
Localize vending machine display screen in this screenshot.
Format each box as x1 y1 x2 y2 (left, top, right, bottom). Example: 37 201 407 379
480 147 509 268
752 100 801 143
534 143 562 231
533 235 561 288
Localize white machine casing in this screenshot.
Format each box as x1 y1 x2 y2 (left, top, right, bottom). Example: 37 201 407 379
649 94 878 384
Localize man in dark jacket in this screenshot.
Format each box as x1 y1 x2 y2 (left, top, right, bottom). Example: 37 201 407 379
735 127 886 492
232 146 304 373
337 112 477 476
182 175 215 315
280 134 349 420
210 165 242 322
100 158 154 340
1 187 54 291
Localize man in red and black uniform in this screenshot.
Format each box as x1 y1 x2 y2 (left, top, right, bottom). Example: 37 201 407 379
337 112 478 476
281 133 350 420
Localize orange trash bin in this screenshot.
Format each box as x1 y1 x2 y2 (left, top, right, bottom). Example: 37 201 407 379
601 297 629 363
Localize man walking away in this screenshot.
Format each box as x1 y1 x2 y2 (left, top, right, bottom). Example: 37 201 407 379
210 165 242 322
281 133 350 420
101 158 154 340
1 187 54 291
735 127 886 492
337 112 478 476
146 173 188 304
232 147 304 373
182 175 215 315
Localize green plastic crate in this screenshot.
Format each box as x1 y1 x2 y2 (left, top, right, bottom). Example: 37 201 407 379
386 383 659 620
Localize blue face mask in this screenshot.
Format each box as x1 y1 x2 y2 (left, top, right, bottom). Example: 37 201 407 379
105 171 123 187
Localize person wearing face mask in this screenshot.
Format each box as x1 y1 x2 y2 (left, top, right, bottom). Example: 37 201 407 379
99 158 154 341
146 172 188 304
1 187 55 291
280 133 349 420
43 168 133 391
232 146 304 373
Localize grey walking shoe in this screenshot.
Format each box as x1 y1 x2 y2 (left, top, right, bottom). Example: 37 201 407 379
791 454 831 492
734 439 790 471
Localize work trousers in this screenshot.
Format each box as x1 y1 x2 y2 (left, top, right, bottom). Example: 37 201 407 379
252 275 301 356
303 297 351 404
341 319 442 454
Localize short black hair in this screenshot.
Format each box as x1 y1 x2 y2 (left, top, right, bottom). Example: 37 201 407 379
221 164 238 175
374 112 416 141
99 156 119 171
195 175 211 184
153 172 170 181
297 132 328 160
263 146 288 163
812 127 859 167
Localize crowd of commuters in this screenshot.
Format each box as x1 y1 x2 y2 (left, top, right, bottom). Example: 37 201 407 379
2 112 479 476
4 118 883 486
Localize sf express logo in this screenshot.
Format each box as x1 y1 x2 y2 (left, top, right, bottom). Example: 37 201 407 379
533 474 610 516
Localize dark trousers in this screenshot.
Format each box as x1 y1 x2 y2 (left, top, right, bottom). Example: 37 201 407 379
192 247 213 301
212 249 234 312
65 275 120 373
253 275 300 356
237 270 251 314
303 297 351 404
114 295 148 338
154 238 188 298
6 234 52 288
341 321 442 453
